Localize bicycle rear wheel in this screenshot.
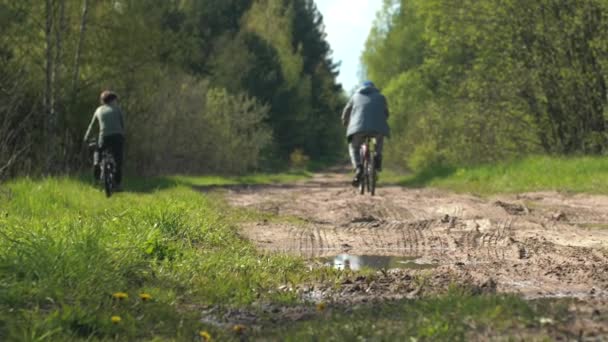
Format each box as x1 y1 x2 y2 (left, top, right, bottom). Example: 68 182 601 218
359 162 366 195
369 153 376 196
103 163 113 198
358 146 367 195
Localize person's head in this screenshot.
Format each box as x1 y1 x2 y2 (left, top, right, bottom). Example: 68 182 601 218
100 90 118 105
362 80 375 88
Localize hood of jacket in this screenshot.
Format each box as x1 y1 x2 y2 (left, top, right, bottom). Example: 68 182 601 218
357 86 378 95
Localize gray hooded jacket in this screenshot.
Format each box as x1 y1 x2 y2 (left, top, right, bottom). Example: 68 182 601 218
341 86 390 138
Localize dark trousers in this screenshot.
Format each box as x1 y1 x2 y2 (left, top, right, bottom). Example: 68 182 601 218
348 133 384 169
96 134 124 185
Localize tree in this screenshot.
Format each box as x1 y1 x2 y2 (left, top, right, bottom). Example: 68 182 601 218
362 0 608 170
0 0 345 177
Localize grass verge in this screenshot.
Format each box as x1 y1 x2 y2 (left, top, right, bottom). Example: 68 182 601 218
0 176 322 340
399 156 608 194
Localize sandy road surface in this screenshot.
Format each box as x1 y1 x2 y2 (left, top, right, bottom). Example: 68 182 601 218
193 171 608 338
216 170 608 301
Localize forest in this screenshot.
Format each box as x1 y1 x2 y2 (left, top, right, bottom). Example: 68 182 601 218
4 0 608 177
0 0 345 179
363 0 608 170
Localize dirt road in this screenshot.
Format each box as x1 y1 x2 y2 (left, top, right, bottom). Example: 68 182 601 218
222 170 608 302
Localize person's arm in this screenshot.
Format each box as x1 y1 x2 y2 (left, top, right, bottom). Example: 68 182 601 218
83 111 97 141
341 98 353 126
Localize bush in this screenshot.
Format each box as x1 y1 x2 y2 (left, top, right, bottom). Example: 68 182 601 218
289 148 310 169
128 74 271 175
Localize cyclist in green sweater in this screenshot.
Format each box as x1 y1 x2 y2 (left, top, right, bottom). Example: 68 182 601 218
84 90 125 189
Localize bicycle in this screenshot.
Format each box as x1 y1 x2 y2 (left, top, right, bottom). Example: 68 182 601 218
87 140 117 198
358 136 378 196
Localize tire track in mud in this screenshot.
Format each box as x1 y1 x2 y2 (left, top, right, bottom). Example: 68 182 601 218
226 171 608 299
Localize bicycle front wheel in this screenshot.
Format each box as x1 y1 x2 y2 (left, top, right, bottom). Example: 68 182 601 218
359 169 366 195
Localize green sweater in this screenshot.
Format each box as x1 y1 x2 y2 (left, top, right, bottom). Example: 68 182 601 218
84 104 125 141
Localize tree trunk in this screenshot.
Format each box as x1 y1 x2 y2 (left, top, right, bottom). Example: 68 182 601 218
72 0 89 98
44 0 55 172
52 0 66 131
45 0 54 130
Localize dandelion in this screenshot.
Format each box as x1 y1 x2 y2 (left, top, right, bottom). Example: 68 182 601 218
139 293 152 301
112 292 128 300
233 324 246 334
539 317 554 325
316 302 326 312
199 330 212 341
111 316 122 324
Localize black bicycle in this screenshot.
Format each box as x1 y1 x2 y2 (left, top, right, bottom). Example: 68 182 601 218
88 140 116 197
358 136 377 196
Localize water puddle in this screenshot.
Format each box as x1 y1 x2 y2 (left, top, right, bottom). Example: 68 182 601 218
261 247 457 259
320 254 437 271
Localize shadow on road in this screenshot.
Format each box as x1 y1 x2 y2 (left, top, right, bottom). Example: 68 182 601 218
192 180 352 193
74 173 180 194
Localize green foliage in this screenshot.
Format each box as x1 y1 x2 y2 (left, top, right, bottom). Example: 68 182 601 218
362 0 608 170
243 0 346 160
127 73 272 175
289 148 311 169
0 0 344 178
363 0 425 88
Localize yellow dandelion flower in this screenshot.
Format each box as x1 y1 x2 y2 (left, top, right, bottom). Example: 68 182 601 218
139 293 152 301
111 316 122 324
316 302 326 312
199 330 212 341
112 292 128 300
233 324 246 334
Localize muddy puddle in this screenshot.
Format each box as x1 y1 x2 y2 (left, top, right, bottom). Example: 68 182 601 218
320 254 437 271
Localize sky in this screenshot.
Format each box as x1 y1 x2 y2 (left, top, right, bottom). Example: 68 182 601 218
315 0 384 92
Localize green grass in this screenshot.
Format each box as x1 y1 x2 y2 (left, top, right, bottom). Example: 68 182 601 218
378 168 416 185
260 289 561 341
0 176 321 340
399 156 608 194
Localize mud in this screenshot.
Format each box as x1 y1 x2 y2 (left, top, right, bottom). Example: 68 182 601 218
208 170 608 336
224 171 608 301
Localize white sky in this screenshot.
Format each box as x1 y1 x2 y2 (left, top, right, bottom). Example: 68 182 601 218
315 0 383 92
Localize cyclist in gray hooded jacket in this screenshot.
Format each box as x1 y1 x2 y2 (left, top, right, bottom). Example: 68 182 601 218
341 81 390 185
